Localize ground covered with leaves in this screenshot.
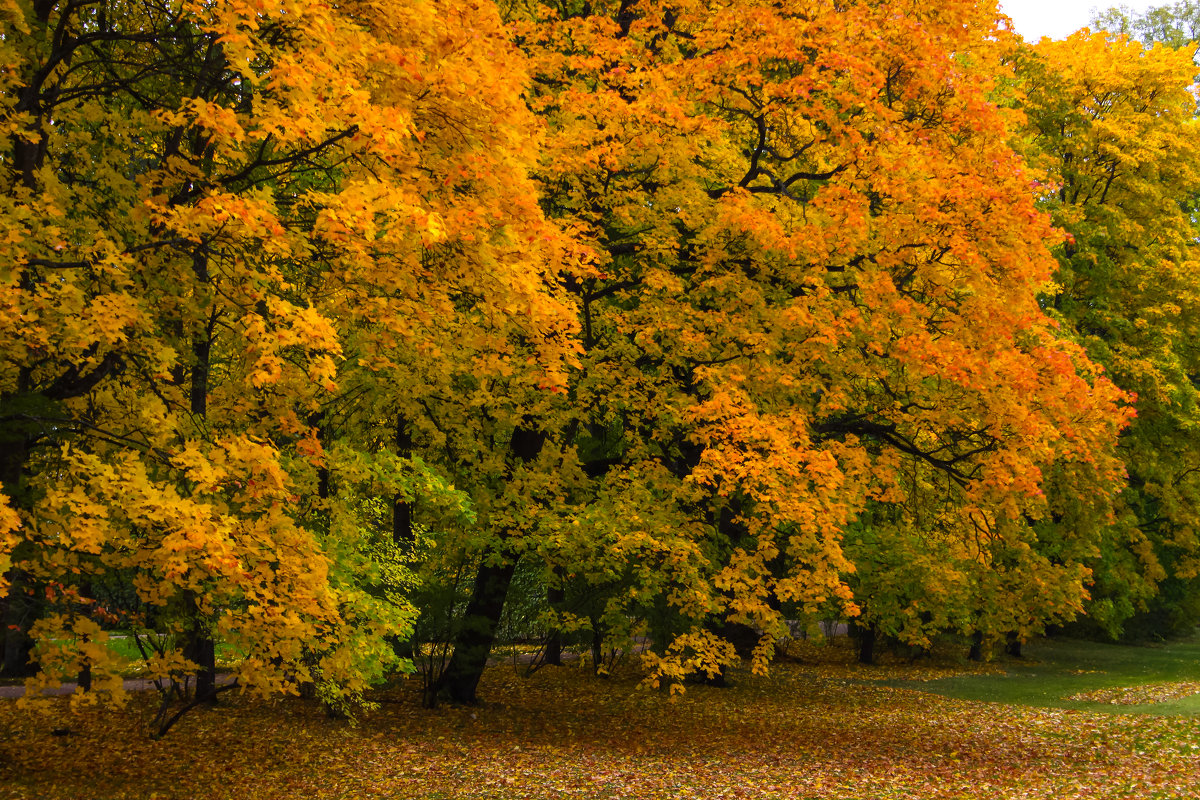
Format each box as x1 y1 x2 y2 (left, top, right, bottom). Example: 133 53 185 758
2 643 1199 800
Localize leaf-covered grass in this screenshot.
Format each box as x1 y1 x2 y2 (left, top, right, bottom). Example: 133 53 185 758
2 639 1200 799
877 636 1200 715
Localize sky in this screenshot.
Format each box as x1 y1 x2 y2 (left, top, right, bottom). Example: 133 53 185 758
999 0 1165 41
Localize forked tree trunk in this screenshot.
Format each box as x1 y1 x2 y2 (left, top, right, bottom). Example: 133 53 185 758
434 425 546 705
435 559 519 704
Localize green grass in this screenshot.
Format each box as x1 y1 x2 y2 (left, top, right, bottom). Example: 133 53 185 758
102 633 241 675
883 635 1200 715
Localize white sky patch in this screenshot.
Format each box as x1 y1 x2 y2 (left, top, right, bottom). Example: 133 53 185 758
999 0 1167 41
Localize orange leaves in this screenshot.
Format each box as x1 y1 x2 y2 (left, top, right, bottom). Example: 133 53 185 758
0 0 1165 726
7 657 1200 799
498 0 1139 682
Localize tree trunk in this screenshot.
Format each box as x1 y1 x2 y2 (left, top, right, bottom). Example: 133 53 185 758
968 630 985 662
590 616 604 676
1005 631 1023 658
0 420 32 678
393 415 414 552
435 559 518 704
435 424 546 704
1 572 33 678
184 624 217 702
545 575 565 666
856 622 877 665
185 294 218 702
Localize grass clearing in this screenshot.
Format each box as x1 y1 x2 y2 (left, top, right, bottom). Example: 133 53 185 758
874 636 1200 716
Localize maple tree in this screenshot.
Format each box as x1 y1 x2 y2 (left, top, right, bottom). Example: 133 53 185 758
0 0 580 729
414 0 1133 696
1016 28 1200 639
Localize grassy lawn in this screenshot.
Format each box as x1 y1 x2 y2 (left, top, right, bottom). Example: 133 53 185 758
880 636 1200 716
0 637 1198 799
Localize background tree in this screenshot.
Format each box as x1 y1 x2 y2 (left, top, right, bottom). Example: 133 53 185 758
1092 2 1200 48
1017 28 1200 639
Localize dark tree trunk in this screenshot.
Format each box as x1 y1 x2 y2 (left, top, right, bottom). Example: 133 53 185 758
76 582 94 691
856 623 877 665
386 415 416 663
545 579 565 667
77 645 93 692
435 559 518 704
968 630 985 662
590 616 604 676
185 282 218 702
0 420 32 678
1005 632 1023 658
435 424 547 704
1 571 33 678
184 624 217 702
392 416 414 552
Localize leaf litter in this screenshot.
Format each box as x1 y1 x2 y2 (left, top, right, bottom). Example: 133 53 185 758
0 658 1197 800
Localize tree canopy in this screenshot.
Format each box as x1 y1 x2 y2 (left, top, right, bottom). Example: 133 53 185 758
2 0 1198 725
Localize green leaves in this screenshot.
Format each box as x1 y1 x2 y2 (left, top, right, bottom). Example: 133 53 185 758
1020 30 1200 637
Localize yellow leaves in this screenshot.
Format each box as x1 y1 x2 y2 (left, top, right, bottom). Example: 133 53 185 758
182 97 246 144
0 493 19 593
0 0 29 34
20 616 127 710
159 190 291 253
171 442 229 493
640 629 740 692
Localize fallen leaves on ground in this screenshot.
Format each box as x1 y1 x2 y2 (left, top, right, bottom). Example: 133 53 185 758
1066 682 1200 705
0 659 1197 800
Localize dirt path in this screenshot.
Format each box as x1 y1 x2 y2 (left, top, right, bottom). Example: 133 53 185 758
0 675 235 699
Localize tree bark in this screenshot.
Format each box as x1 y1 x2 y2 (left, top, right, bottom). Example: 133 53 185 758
435 424 546 704
590 616 605 676
392 415 414 552
435 559 518 704
0 418 32 678
185 632 217 701
545 579 565 667
855 622 877 665
185 261 218 702
1 571 33 678
968 630 985 662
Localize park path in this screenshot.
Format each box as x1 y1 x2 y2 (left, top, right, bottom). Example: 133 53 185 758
0 675 235 699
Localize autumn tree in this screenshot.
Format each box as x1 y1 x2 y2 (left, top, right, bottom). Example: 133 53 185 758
420 0 1132 700
1017 29 1200 639
1 0 579 730
1092 1 1200 48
